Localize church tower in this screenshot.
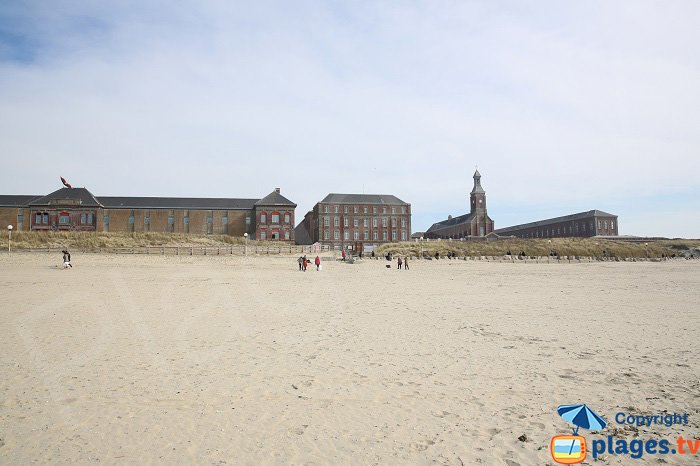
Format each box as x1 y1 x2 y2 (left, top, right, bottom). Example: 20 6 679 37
470 169 486 215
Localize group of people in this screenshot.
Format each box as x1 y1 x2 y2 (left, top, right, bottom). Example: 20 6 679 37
396 256 409 270
62 249 72 269
298 255 321 271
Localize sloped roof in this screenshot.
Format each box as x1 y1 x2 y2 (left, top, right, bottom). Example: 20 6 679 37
29 188 103 207
320 193 408 205
98 196 258 210
0 195 41 207
254 190 297 207
294 222 313 245
494 210 617 234
426 212 474 233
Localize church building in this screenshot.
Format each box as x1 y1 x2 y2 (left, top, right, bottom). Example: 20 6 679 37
425 170 495 239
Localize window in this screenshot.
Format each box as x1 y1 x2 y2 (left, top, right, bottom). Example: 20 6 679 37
382 217 387 227
103 215 109 224
383 231 388 240
373 207 377 214
344 231 349 240
344 218 348 227
284 213 290 223
344 206 348 213
373 231 378 240
334 217 339 227
324 230 329 240
334 206 338 213
35 213 41 224
184 217 189 225
598 220 602 229
261 214 267 223
401 207 406 214
363 218 368 228
168 216 174 225
354 219 358 227
222 216 228 225
353 206 358 214
382 207 387 214
324 205 329 213
145 216 150 225
129 215 135 225
271 213 279 224
354 231 359 240
284 231 290 240
324 216 330 227
401 219 406 227
364 231 368 240
391 207 396 214
245 216 251 225
391 218 396 227
604 220 608 229
260 231 266 240
43 213 48 224
611 221 614 229
206 217 212 224
373 218 378 227
363 207 367 214
401 231 406 241
59 214 70 225
88 213 93 224
334 230 340 240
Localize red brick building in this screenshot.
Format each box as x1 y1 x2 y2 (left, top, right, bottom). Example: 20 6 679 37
0 186 296 241
295 193 411 252
494 210 618 238
425 170 495 239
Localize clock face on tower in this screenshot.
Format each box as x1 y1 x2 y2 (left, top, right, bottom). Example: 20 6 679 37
479 199 482 204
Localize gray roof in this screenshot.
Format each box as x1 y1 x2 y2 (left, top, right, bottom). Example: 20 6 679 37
254 190 297 207
471 170 485 194
29 188 103 207
426 212 474 233
98 196 258 210
494 210 617 234
320 193 408 205
0 195 41 207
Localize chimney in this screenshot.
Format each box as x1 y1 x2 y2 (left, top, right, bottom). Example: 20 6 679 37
275 187 281 193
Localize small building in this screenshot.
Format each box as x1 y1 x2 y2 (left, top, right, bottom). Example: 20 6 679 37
493 210 618 238
296 193 411 251
425 170 495 239
0 186 296 241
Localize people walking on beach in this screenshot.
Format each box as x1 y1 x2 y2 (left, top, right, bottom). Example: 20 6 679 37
62 250 72 269
315 255 321 271
397 256 402 269
298 256 304 271
302 255 308 271
341 250 346 261
404 257 409 270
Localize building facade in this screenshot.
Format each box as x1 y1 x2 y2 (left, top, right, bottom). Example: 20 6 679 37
295 193 411 251
425 170 495 239
0 186 296 241
493 210 618 238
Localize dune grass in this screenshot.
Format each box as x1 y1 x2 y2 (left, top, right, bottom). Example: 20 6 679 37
377 237 700 259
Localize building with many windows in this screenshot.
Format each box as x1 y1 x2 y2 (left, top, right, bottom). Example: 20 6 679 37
493 210 618 238
425 170 495 239
0 186 296 241
295 193 411 251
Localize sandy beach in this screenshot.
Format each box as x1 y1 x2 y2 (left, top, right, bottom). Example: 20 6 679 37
0 253 698 465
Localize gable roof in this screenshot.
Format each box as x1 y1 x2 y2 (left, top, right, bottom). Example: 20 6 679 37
320 193 408 205
254 189 297 207
28 187 103 207
0 195 41 207
426 212 474 233
98 196 258 210
494 210 618 234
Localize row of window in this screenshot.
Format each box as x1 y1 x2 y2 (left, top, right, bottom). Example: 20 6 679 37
259 231 291 240
323 205 408 215
519 219 615 238
323 217 408 228
259 212 291 224
323 230 408 241
120 215 251 225
33 212 93 225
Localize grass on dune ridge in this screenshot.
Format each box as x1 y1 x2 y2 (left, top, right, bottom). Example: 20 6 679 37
1 232 699 258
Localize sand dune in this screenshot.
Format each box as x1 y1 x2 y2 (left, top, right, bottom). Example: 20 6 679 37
1 254 698 465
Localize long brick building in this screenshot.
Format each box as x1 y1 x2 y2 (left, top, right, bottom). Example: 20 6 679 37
493 210 618 238
295 193 411 252
0 186 296 241
425 170 495 239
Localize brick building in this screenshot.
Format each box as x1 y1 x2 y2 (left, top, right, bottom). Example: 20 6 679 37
493 210 618 238
425 170 495 239
295 193 411 251
0 186 296 241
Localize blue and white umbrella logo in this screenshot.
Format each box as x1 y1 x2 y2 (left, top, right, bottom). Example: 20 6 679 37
557 404 607 434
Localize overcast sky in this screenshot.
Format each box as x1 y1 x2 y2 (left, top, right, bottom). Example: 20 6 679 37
1 1 698 237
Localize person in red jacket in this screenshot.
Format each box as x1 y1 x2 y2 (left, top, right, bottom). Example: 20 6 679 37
315 255 321 271
341 249 346 261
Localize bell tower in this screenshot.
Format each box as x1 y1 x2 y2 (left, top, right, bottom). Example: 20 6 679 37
470 169 486 215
